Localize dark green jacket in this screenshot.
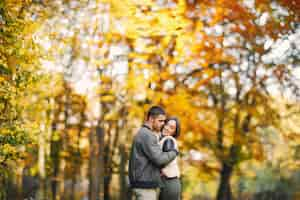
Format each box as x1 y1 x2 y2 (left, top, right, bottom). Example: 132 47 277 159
128 125 177 189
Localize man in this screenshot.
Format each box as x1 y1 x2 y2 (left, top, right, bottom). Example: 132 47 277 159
128 106 178 200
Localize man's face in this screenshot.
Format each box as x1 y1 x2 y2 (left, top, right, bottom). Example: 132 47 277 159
151 114 166 132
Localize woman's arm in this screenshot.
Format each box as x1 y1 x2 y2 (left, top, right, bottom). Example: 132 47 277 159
162 138 178 154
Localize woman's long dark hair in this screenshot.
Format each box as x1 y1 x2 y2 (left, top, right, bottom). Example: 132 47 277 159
164 117 181 138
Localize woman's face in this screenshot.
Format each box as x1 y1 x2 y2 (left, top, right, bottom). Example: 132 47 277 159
162 120 177 136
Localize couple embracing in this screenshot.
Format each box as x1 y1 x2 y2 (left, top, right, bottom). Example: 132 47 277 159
128 106 181 200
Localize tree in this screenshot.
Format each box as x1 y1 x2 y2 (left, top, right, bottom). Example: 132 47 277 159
105 1 300 199
0 0 45 198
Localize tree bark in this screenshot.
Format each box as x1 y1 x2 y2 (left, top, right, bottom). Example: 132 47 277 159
104 175 111 200
38 122 46 200
216 162 233 200
15 165 23 200
71 110 85 200
89 126 104 200
119 144 131 200
89 127 99 200
103 125 111 200
58 89 70 200
50 119 60 200
50 137 61 200
97 126 105 200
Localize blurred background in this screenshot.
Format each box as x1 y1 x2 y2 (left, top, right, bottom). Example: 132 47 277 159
0 0 300 199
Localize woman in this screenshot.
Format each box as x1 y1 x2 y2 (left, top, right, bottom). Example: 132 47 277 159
159 117 181 200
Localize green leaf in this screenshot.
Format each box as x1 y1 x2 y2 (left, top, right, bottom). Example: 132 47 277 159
0 64 11 75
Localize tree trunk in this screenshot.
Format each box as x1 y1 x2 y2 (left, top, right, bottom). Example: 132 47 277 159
70 175 76 200
216 162 233 200
103 123 113 200
50 139 61 200
119 144 131 200
104 175 111 200
57 134 67 198
89 128 99 200
89 126 104 200
50 121 60 200
38 122 46 200
0 172 8 200
71 121 83 200
15 165 23 200
97 126 105 200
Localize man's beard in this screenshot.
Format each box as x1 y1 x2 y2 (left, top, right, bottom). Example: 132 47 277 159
153 126 161 132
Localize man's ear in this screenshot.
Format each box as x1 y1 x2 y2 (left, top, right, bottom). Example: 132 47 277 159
148 116 153 122
149 116 155 124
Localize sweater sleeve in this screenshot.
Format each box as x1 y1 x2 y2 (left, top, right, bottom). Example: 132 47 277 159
141 132 177 168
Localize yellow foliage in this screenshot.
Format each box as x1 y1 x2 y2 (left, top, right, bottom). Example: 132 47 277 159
106 0 191 38
101 95 116 103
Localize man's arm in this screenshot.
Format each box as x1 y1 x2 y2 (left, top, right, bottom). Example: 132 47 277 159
141 133 177 168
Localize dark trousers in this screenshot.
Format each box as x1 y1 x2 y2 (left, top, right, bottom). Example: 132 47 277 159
159 177 181 200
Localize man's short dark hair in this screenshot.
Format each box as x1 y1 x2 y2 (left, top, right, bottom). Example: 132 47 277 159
147 106 166 120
